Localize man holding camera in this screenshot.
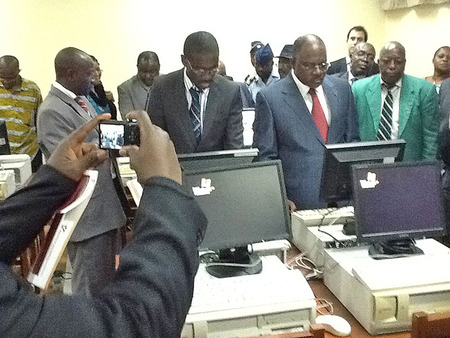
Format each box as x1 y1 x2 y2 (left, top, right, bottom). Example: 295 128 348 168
37 47 126 295
2 111 207 336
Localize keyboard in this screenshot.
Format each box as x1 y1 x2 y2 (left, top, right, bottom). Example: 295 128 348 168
294 206 354 226
188 257 315 317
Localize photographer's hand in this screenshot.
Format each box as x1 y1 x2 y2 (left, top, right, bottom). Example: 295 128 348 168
47 114 111 181
119 110 181 184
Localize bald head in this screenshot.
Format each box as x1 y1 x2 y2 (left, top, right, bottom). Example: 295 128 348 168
380 41 405 60
292 34 326 58
379 41 406 86
0 55 21 91
292 34 328 89
55 47 94 95
0 55 19 69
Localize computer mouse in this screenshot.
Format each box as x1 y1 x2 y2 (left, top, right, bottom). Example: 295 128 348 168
315 314 352 336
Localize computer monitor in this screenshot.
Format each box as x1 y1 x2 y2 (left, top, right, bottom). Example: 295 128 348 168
182 160 290 277
0 154 32 187
352 161 445 258
0 121 11 155
320 140 406 205
178 148 258 171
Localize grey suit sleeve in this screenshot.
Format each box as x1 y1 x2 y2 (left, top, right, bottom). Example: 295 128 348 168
117 84 134 120
0 177 207 338
253 91 279 160
224 86 244 149
421 82 440 160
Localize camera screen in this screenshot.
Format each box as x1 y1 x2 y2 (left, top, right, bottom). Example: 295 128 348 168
99 123 125 150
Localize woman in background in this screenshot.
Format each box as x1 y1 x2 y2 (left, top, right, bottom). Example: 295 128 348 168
425 46 450 93
88 55 117 119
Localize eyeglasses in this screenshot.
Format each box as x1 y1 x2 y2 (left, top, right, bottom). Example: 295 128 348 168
185 59 219 75
299 62 330 72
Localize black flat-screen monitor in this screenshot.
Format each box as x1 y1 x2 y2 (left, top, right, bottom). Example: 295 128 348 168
0 121 11 155
352 161 445 258
182 160 290 277
178 148 258 171
320 140 406 205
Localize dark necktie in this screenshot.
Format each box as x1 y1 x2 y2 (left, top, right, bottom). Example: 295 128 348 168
377 89 393 141
144 90 151 112
189 87 202 142
309 88 328 142
75 96 90 114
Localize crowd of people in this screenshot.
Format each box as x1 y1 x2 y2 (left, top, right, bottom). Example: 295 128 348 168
0 25 449 335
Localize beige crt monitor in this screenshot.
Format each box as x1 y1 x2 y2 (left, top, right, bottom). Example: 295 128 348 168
0 154 32 187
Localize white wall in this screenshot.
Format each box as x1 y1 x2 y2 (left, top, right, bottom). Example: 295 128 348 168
383 3 450 78
2 0 385 101
2 0 448 102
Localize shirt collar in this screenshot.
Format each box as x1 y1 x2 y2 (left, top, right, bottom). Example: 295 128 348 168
291 69 323 98
183 68 210 94
53 81 77 99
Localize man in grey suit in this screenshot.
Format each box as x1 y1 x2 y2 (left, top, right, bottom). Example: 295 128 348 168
117 51 160 119
37 47 126 294
253 34 360 211
147 31 243 154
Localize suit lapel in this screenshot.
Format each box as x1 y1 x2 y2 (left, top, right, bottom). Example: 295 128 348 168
365 76 382 134
322 77 339 142
174 70 198 150
398 75 414 137
282 74 325 144
200 78 220 148
50 86 92 123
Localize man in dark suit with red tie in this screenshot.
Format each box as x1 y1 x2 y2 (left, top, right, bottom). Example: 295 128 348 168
253 34 360 211
147 31 243 154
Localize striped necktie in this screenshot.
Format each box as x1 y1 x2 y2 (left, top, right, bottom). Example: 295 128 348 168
189 87 202 142
377 89 393 141
309 88 328 142
75 96 90 114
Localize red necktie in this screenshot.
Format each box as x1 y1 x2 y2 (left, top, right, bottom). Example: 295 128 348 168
309 88 328 142
75 96 90 114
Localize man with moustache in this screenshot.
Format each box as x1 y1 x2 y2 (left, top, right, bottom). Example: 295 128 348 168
253 34 359 211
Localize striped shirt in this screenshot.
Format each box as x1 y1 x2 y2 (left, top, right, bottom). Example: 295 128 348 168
0 78 42 158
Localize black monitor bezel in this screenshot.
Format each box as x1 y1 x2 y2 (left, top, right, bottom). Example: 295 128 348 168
182 159 291 252
352 160 446 244
0 120 11 155
178 148 259 171
320 140 406 204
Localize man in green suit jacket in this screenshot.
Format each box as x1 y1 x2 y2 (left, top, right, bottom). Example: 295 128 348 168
352 41 439 161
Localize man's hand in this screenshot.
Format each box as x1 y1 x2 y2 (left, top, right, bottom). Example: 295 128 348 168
119 110 181 184
47 114 111 181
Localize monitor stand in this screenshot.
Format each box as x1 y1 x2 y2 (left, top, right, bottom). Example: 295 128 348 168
368 239 424 259
205 247 263 278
